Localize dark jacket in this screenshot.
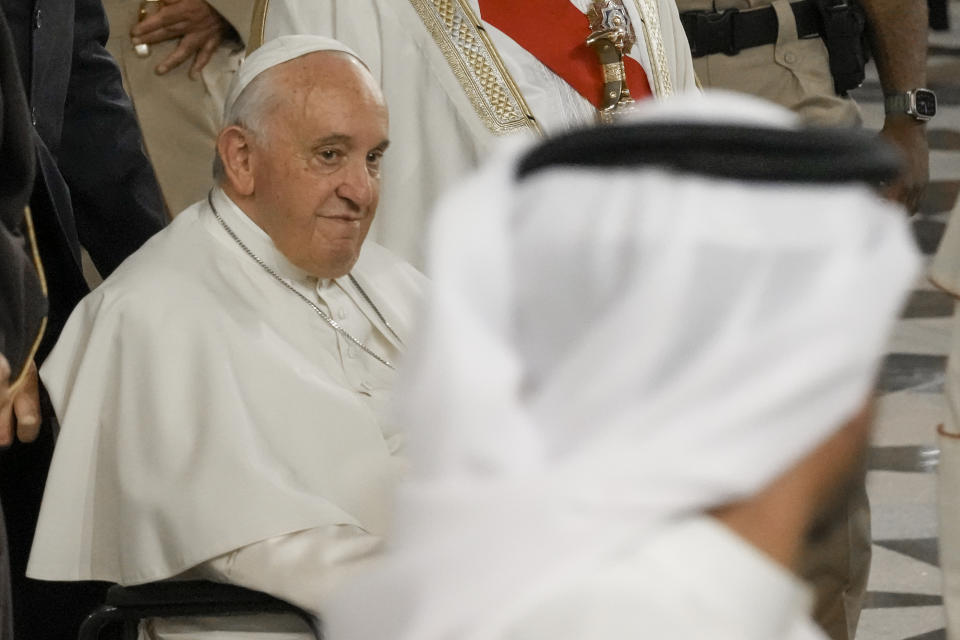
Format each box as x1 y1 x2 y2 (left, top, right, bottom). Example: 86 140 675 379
0 7 45 640
0 5 45 382
0 1 165 637
1 0 165 356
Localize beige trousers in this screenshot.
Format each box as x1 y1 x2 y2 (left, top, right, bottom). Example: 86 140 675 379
102 0 250 216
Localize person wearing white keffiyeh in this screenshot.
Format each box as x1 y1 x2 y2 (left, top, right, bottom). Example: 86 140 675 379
323 91 919 640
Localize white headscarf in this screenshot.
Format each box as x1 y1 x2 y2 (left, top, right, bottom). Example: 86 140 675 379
324 91 919 639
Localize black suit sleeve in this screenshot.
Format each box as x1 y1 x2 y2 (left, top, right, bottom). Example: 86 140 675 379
56 0 165 278
0 5 45 380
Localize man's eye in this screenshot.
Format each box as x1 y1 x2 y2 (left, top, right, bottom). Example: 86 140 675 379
317 149 342 163
366 150 384 167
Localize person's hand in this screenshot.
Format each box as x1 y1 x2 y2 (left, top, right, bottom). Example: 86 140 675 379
0 355 41 447
130 0 231 79
879 115 929 215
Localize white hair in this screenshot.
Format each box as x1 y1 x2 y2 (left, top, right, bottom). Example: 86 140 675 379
212 68 281 183
211 49 370 183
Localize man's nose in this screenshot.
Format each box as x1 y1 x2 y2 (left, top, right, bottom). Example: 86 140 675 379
336 159 376 211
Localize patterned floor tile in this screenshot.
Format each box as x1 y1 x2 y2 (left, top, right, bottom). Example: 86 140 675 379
929 44 960 57
873 391 944 447
866 544 942 594
930 0 951 31
929 59 960 87
868 476 941 586
903 290 956 319
932 154 960 184
868 447 940 473
914 219 949 254
903 630 947 640
928 129 960 152
865 592 944 609
877 354 946 393
886 317 952 356
872 501 940 540
863 6 960 638
920 181 960 217
857 606 945 640
875 538 940 567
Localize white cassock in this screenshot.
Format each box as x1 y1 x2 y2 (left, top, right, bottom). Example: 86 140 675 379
27 188 426 638
256 0 699 266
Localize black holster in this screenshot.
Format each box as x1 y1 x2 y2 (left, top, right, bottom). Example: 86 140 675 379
814 0 870 95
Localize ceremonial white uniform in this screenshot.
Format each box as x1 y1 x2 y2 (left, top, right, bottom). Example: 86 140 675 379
27 189 425 637
254 0 698 266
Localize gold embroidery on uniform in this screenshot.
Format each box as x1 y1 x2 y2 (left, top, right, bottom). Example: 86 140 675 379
630 0 674 97
409 0 542 136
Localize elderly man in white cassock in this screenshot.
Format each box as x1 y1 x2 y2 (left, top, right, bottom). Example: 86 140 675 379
323 92 920 640
25 35 425 639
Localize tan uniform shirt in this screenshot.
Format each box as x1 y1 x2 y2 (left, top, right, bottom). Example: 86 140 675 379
674 0 860 125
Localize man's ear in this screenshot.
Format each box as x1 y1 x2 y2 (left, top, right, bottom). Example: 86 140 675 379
217 125 256 196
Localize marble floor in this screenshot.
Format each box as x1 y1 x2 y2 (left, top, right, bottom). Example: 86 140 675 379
851 4 960 638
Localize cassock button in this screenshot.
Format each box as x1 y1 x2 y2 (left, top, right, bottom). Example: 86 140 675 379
360 380 373 391
347 346 358 358
337 308 347 320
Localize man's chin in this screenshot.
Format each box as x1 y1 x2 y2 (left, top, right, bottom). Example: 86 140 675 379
302 251 362 280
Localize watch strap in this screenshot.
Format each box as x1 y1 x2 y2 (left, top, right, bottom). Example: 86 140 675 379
884 89 936 121
884 93 912 116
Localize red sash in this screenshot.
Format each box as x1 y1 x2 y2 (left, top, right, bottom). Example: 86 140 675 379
477 0 652 108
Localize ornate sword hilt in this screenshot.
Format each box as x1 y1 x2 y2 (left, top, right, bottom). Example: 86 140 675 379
586 0 638 123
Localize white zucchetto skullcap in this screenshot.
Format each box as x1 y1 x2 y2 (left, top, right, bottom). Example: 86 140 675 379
223 34 364 118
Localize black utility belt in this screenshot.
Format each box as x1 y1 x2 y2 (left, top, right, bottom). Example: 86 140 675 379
680 1 822 58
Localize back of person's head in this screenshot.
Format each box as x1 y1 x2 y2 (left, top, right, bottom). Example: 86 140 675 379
325 91 920 640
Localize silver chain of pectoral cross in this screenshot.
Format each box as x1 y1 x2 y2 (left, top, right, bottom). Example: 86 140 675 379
207 191 397 370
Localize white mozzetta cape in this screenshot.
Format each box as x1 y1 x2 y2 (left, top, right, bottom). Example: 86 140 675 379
28 190 425 585
258 0 698 266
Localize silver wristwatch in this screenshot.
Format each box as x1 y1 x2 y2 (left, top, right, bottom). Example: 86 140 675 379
884 89 937 122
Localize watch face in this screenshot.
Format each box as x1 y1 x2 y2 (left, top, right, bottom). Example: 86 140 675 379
914 89 937 118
